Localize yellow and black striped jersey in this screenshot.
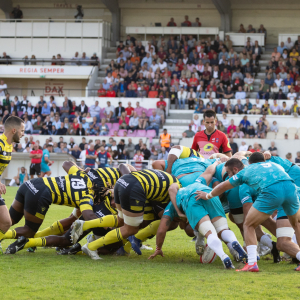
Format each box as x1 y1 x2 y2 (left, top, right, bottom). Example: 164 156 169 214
131 169 181 205
86 167 121 188
43 165 94 212
180 146 204 159
0 134 13 176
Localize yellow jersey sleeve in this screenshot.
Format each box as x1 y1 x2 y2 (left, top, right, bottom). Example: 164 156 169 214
179 146 204 159
68 165 81 175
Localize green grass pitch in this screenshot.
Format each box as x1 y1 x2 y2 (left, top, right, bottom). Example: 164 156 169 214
1 187 300 300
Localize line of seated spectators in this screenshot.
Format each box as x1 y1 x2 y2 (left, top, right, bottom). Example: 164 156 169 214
99 33 261 109
193 97 300 115
184 113 299 140
0 94 167 138
1 51 100 68
16 135 167 162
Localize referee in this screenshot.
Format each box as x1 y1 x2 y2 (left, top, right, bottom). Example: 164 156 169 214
29 143 43 179
191 110 232 158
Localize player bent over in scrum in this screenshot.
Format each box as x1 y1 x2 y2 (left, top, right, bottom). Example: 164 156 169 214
195 153 300 272
70 169 181 260
148 165 247 268
4 163 104 254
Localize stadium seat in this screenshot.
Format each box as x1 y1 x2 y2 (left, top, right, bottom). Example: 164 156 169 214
146 130 156 138
266 132 276 140
277 127 287 134
288 127 298 134
276 133 286 139
127 130 137 137
108 129 115 136
106 123 112 129
136 130 146 137
100 108 106 119
118 129 127 136
112 123 119 130
146 108 156 117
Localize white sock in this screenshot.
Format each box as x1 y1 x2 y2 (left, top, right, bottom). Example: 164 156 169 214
207 234 226 260
260 234 273 249
227 242 234 252
292 234 298 245
246 245 258 265
9 179 15 186
296 251 300 261
221 229 237 243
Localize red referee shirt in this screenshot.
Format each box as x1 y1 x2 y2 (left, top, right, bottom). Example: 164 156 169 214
191 129 231 158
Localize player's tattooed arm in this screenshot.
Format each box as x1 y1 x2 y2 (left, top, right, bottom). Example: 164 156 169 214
168 183 186 220
148 216 170 260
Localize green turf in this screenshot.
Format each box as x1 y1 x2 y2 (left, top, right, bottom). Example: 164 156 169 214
1 187 299 300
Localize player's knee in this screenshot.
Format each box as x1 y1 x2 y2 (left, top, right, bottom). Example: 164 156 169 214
199 221 217 237
213 217 229 233
0 219 12 232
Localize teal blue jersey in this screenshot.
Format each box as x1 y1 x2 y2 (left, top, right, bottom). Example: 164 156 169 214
171 157 216 177
19 172 25 184
229 162 293 193
239 184 258 205
41 149 50 165
267 156 293 173
214 162 226 182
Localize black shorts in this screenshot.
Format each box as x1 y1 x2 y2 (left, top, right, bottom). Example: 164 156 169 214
30 163 41 176
15 178 52 220
114 174 146 214
0 197 5 206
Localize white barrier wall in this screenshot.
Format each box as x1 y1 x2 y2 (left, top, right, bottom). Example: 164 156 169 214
0 21 107 38
226 33 265 46
278 34 300 46
179 138 300 161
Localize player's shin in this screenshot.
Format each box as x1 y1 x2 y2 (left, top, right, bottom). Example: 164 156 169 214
88 228 123 251
0 229 16 240
135 220 160 241
83 215 118 231
24 237 47 249
34 221 64 238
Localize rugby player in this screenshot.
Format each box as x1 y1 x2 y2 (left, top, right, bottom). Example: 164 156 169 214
70 169 181 260
195 153 300 272
148 163 247 268
4 162 102 253
0 116 24 252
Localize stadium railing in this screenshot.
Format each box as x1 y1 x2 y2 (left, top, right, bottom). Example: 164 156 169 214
226 33 265 46
278 34 300 46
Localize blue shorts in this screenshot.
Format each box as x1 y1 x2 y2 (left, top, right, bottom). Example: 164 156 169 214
288 165 300 186
41 163 50 173
178 172 202 187
253 181 299 216
185 194 226 230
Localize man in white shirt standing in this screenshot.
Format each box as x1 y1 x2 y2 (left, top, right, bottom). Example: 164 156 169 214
287 88 297 100
0 80 7 97
158 58 167 71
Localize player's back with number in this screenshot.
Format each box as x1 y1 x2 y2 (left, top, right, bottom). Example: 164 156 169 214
43 170 93 209
230 162 293 193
